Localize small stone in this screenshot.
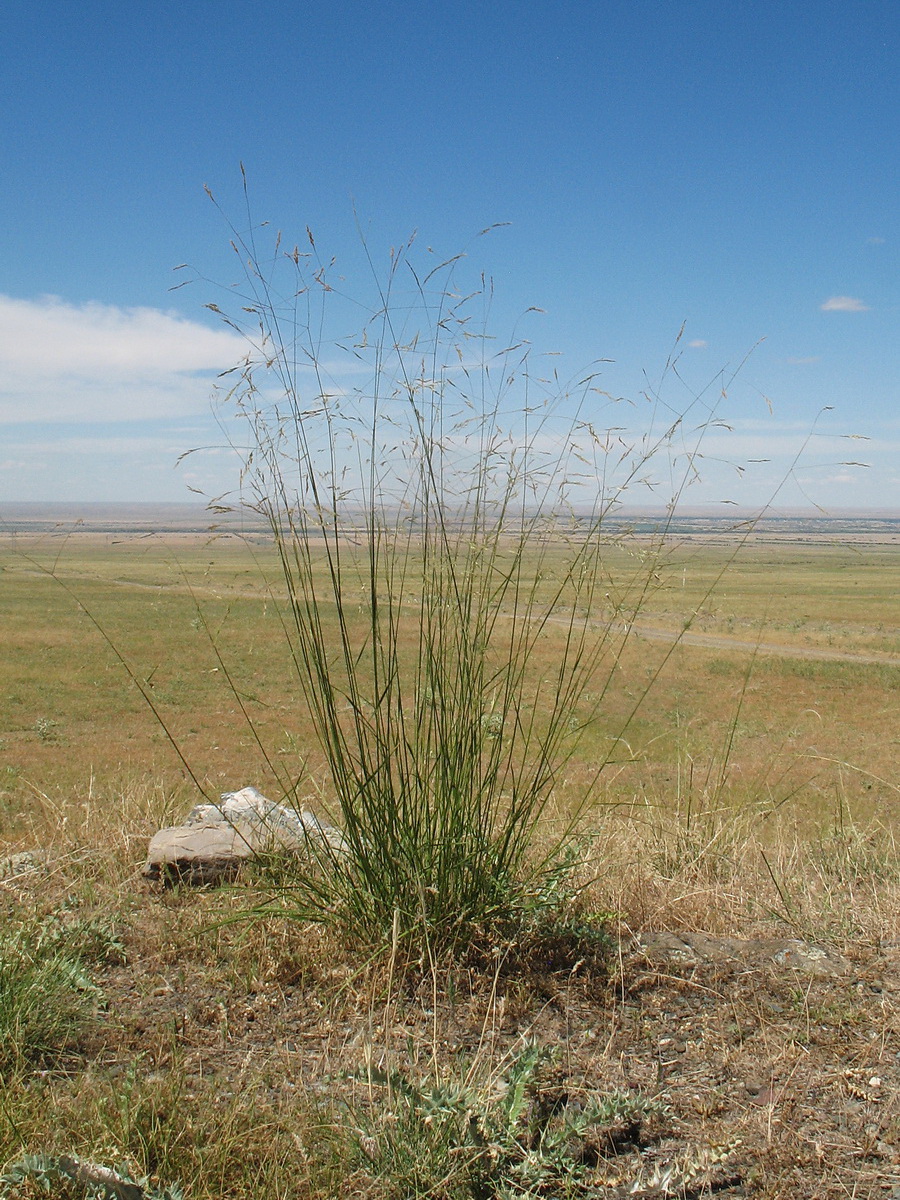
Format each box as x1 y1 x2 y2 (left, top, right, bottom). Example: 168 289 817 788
752 1084 780 1106
0 849 49 881
767 939 849 977
144 824 254 884
631 931 849 977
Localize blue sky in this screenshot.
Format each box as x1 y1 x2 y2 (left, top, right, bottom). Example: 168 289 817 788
1 0 897 509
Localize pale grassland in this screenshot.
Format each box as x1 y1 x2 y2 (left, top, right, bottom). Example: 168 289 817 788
1 527 897 922
4 187 900 1192
1 529 899 1199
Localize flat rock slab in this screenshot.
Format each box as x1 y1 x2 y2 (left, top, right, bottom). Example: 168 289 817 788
144 824 256 885
144 786 347 885
635 930 850 977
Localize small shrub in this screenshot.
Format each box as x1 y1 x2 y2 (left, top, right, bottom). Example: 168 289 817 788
44 909 127 967
348 1040 666 1199
32 717 59 744
0 1153 182 1200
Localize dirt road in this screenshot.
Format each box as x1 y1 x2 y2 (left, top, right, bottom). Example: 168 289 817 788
630 622 899 667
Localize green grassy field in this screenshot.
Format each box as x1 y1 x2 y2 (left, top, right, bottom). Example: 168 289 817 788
1 526 898 1199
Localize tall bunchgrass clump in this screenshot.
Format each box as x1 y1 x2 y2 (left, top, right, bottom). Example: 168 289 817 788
197 187 741 955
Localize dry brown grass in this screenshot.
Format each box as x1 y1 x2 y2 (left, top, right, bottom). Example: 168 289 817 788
3 527 898 946
1 527 898 1198
3 807 898 1198
2 529 897 825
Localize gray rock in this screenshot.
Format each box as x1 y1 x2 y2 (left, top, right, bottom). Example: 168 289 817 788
144 824 256 885
0 849 49 883
143 786 347 885
188 786 347 853
636 930 849 976
765 938 849 976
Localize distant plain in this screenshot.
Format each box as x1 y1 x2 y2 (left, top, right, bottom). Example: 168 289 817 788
2 506 897 840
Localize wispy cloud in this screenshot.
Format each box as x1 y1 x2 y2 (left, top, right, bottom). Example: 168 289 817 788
814 472 857 485
786 355 821 365
688 339 708 349
820 295 870 312
866 236 885 245
696 431 860 459
0 428 246 503
0 294 246 424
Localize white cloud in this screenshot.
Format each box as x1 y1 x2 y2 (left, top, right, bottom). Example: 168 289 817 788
688 339 708 349
820 296 870 312
866 237 885 245
0 294 246 424
0 294 241 374
786 356 820 365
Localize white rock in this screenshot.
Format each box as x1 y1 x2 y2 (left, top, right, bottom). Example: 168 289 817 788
144 786 347 884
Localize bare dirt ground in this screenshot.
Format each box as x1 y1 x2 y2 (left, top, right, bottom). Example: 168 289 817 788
87 894 900 1200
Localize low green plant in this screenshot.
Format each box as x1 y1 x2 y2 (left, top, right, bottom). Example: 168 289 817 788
348 1040 665 1199
0 1153 182 1200
32 717 59 744
0 916 103 1070
35 903 127 967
